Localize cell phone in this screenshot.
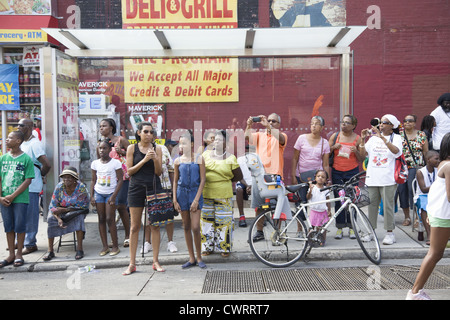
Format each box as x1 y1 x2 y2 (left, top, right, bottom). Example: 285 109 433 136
252 116 261 122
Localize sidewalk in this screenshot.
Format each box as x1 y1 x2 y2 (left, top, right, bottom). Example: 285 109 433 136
0 205 447 273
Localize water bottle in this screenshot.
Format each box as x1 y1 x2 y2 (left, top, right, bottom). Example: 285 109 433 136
418 222 425 241
276 175 281 187
78 265 95 273
338 189 345 204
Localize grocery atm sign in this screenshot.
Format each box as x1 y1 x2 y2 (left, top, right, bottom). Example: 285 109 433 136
122 0 238 29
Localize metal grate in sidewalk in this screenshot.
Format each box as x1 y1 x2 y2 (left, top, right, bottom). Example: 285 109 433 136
202 265 450 294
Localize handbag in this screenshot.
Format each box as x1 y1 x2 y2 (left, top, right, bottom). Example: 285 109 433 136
329 132 339 167
390 134 408 184
80 140 90 161
60 209 89 223
146 175 175 227
299 170 317 183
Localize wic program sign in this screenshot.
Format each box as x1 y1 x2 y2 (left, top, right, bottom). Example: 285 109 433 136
124 57 239 103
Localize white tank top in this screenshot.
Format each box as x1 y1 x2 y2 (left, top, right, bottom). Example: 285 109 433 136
426 161 450 220
414 166 437 201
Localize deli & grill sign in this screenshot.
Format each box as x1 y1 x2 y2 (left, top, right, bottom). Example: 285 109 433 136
122 0 238 29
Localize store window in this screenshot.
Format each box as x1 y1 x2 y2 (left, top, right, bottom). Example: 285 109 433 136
1 47 42 150
76 55 343 185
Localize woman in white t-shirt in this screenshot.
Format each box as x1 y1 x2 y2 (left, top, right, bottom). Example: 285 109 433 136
360 114 403 245
91 140 123 256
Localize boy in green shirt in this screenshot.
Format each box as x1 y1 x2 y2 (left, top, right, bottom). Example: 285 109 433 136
0 131 34 268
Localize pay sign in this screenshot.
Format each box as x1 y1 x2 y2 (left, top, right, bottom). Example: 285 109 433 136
0 64 20 111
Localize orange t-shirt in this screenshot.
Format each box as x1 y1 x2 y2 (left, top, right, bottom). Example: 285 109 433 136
251 131 287 178
332 133 360 172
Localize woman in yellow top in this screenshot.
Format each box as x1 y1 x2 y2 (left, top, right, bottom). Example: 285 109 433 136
201 130 242 257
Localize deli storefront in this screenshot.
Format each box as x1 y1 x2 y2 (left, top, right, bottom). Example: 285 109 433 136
1 0 365 211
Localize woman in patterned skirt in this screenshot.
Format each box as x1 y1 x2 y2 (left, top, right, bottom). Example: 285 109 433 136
201 130 242 257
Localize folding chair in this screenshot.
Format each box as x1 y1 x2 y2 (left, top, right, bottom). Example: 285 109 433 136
57 232 77 252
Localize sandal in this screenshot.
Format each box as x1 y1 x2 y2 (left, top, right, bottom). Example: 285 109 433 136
152 262 165 272
122 264 136 276
75 250 84 260
14 258 24 267
43 251 55 261
221 252 230 258
402 218 411 226
201 251 212 256
0 259 14 268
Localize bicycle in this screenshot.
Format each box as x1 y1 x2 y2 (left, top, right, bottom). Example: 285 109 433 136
248 171 381 268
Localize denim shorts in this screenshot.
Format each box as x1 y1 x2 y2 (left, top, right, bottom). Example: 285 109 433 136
1 203 29 233
94 191 119 205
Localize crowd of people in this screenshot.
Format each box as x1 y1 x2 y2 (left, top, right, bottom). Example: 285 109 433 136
0 93 449 300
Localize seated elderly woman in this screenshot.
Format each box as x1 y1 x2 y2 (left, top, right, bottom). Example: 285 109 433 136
43 167 90 261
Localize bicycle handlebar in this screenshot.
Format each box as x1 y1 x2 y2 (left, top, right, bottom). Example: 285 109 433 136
319 171 366 192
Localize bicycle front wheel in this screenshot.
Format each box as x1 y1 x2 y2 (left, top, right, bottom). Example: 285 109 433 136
349 204 382 265
248 209 308 268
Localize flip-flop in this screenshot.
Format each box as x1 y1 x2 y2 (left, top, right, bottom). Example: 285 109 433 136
13 258 24 267
0 259 13 268
181 261 197 269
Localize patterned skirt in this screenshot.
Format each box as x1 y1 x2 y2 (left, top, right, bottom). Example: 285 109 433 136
200 198 234 253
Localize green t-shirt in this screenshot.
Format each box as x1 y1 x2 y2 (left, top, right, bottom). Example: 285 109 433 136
0 152 35 204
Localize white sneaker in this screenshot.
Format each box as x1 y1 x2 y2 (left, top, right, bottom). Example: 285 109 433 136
167 241 178 253
382 232 396 245
406 289 432 300
335 229 343 239
349 229 356 239
140 241 152 254
360 233 374 242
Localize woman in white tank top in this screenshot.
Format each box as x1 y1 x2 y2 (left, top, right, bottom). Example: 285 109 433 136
407 132 450 300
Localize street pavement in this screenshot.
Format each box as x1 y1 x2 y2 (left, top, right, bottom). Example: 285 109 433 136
1 204 449 302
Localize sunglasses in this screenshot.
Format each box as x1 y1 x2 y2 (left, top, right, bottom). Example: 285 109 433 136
267 119 278 123
17 124 26 127
381 121 392 125
141 129 155 134
404 119 415 123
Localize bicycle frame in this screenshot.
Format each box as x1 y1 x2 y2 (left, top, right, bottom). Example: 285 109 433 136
275 196 353 241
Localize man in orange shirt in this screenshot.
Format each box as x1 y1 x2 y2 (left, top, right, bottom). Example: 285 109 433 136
245 113 287 241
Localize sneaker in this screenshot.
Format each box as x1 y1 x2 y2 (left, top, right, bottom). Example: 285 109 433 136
140 241 152 254
239 216 247 227
167 241 178 253
382 232 396 245
252 230 265 242
360 233 374 242
335 229 343 239
349 229 356 239
406 289 432 300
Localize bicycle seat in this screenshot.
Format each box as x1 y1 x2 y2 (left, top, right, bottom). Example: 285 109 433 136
285 183 308 193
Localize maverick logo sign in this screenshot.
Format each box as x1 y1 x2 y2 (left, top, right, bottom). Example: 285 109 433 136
124 57 239 103
122 0 237 29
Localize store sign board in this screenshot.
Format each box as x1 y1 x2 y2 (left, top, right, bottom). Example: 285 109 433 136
124 57 239 103
23 46 40 67
0 29 47 42
0 64 20 111
122 0 238 29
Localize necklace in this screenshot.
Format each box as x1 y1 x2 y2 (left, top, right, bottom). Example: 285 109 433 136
213 149 226 158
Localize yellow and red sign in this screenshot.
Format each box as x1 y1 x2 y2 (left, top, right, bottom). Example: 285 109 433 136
122 0 238 29
124 57 239 103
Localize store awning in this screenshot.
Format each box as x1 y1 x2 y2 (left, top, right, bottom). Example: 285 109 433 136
42 26 366 58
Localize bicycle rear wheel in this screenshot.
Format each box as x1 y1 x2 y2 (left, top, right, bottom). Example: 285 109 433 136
248 208 308 268
349 204 382 265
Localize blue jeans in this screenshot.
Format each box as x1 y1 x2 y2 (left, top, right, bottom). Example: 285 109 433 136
24 192 40 248
331 166 359 229
1 202 29 233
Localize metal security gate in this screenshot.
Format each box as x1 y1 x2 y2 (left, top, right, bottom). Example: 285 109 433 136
202 265 450 294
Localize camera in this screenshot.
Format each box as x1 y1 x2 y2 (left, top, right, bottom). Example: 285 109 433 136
252 116 261 122
370 117 380 129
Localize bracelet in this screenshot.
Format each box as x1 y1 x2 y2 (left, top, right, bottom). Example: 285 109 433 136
359 144 365 148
